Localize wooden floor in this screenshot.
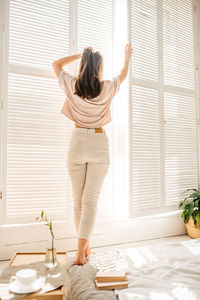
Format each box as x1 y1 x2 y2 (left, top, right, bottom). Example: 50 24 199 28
0 234 191 276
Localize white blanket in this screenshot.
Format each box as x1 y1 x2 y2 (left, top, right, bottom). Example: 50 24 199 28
114 238 200 300
66 238 200 300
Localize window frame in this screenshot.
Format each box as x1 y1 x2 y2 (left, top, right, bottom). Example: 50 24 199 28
128 0 200 218
0 0 199 251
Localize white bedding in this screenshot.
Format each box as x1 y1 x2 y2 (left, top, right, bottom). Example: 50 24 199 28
66 238 200 300
115 238 200 300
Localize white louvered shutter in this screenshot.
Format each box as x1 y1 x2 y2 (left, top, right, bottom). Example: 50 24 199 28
77 0 114 217
163 0 198 206
0 1 3 204
4 0 72 224
130 0 198 217
130 0 161 217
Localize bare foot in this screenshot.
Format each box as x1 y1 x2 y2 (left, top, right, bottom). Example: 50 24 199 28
75 250 87 265
85 245 96 257
74 238 88 265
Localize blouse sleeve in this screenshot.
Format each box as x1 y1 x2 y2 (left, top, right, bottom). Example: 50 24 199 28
107 76 121 98
59 69 75 94
113 76 121 96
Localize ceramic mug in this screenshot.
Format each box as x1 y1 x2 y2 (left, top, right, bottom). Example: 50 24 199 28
10 268 37 288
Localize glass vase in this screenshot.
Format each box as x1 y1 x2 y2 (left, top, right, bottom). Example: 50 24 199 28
45 233 58 269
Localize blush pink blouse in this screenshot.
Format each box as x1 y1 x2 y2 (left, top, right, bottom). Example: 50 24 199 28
59 69 120 128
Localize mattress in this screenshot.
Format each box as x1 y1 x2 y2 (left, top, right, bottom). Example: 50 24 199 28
65 237 200 300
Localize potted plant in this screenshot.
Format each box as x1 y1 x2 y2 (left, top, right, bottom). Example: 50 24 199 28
35 210 58 268
179 188 200 238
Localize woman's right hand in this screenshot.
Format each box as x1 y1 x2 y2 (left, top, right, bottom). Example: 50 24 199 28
124 43 133 61
118 44 133 83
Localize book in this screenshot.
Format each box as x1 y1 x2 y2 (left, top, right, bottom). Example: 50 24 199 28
95 279 128 290
96 271 127 282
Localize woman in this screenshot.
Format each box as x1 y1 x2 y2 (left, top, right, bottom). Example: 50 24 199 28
52 44 133 265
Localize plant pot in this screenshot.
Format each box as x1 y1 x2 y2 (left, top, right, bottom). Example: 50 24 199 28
185 216 200 239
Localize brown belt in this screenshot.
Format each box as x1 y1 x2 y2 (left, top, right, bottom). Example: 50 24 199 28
75 122 103 133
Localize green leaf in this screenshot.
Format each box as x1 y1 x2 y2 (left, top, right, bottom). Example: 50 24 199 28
181 211 185 219
181 211 188 222
192 211 196 223
179 196 195 209
196 212 200 227
188 202 194 216
35 217 39 221
41 211 45 218
179 202 183 209
184 204 190 211
49 221 52 230
180 188 198 195
183 196 192 201
189 192 199 199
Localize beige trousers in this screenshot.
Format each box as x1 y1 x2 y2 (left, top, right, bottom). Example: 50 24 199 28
66 127 110 240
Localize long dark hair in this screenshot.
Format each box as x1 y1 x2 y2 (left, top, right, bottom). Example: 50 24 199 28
74 48 104 99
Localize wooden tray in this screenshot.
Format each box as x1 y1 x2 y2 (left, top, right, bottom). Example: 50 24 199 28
8 251 68 300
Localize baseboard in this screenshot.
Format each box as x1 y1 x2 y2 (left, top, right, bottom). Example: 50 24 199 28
0 210 186 260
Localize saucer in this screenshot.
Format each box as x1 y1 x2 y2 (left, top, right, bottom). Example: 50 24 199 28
9 277 44 294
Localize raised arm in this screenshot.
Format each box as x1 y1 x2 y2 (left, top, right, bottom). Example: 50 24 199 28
118 44 133 84
52 53 82 77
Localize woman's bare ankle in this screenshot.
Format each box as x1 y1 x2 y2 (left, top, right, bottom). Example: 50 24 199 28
77 238 89 250
74 238 89 265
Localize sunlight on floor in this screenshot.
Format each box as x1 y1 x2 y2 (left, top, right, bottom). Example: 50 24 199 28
180 239 200 256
